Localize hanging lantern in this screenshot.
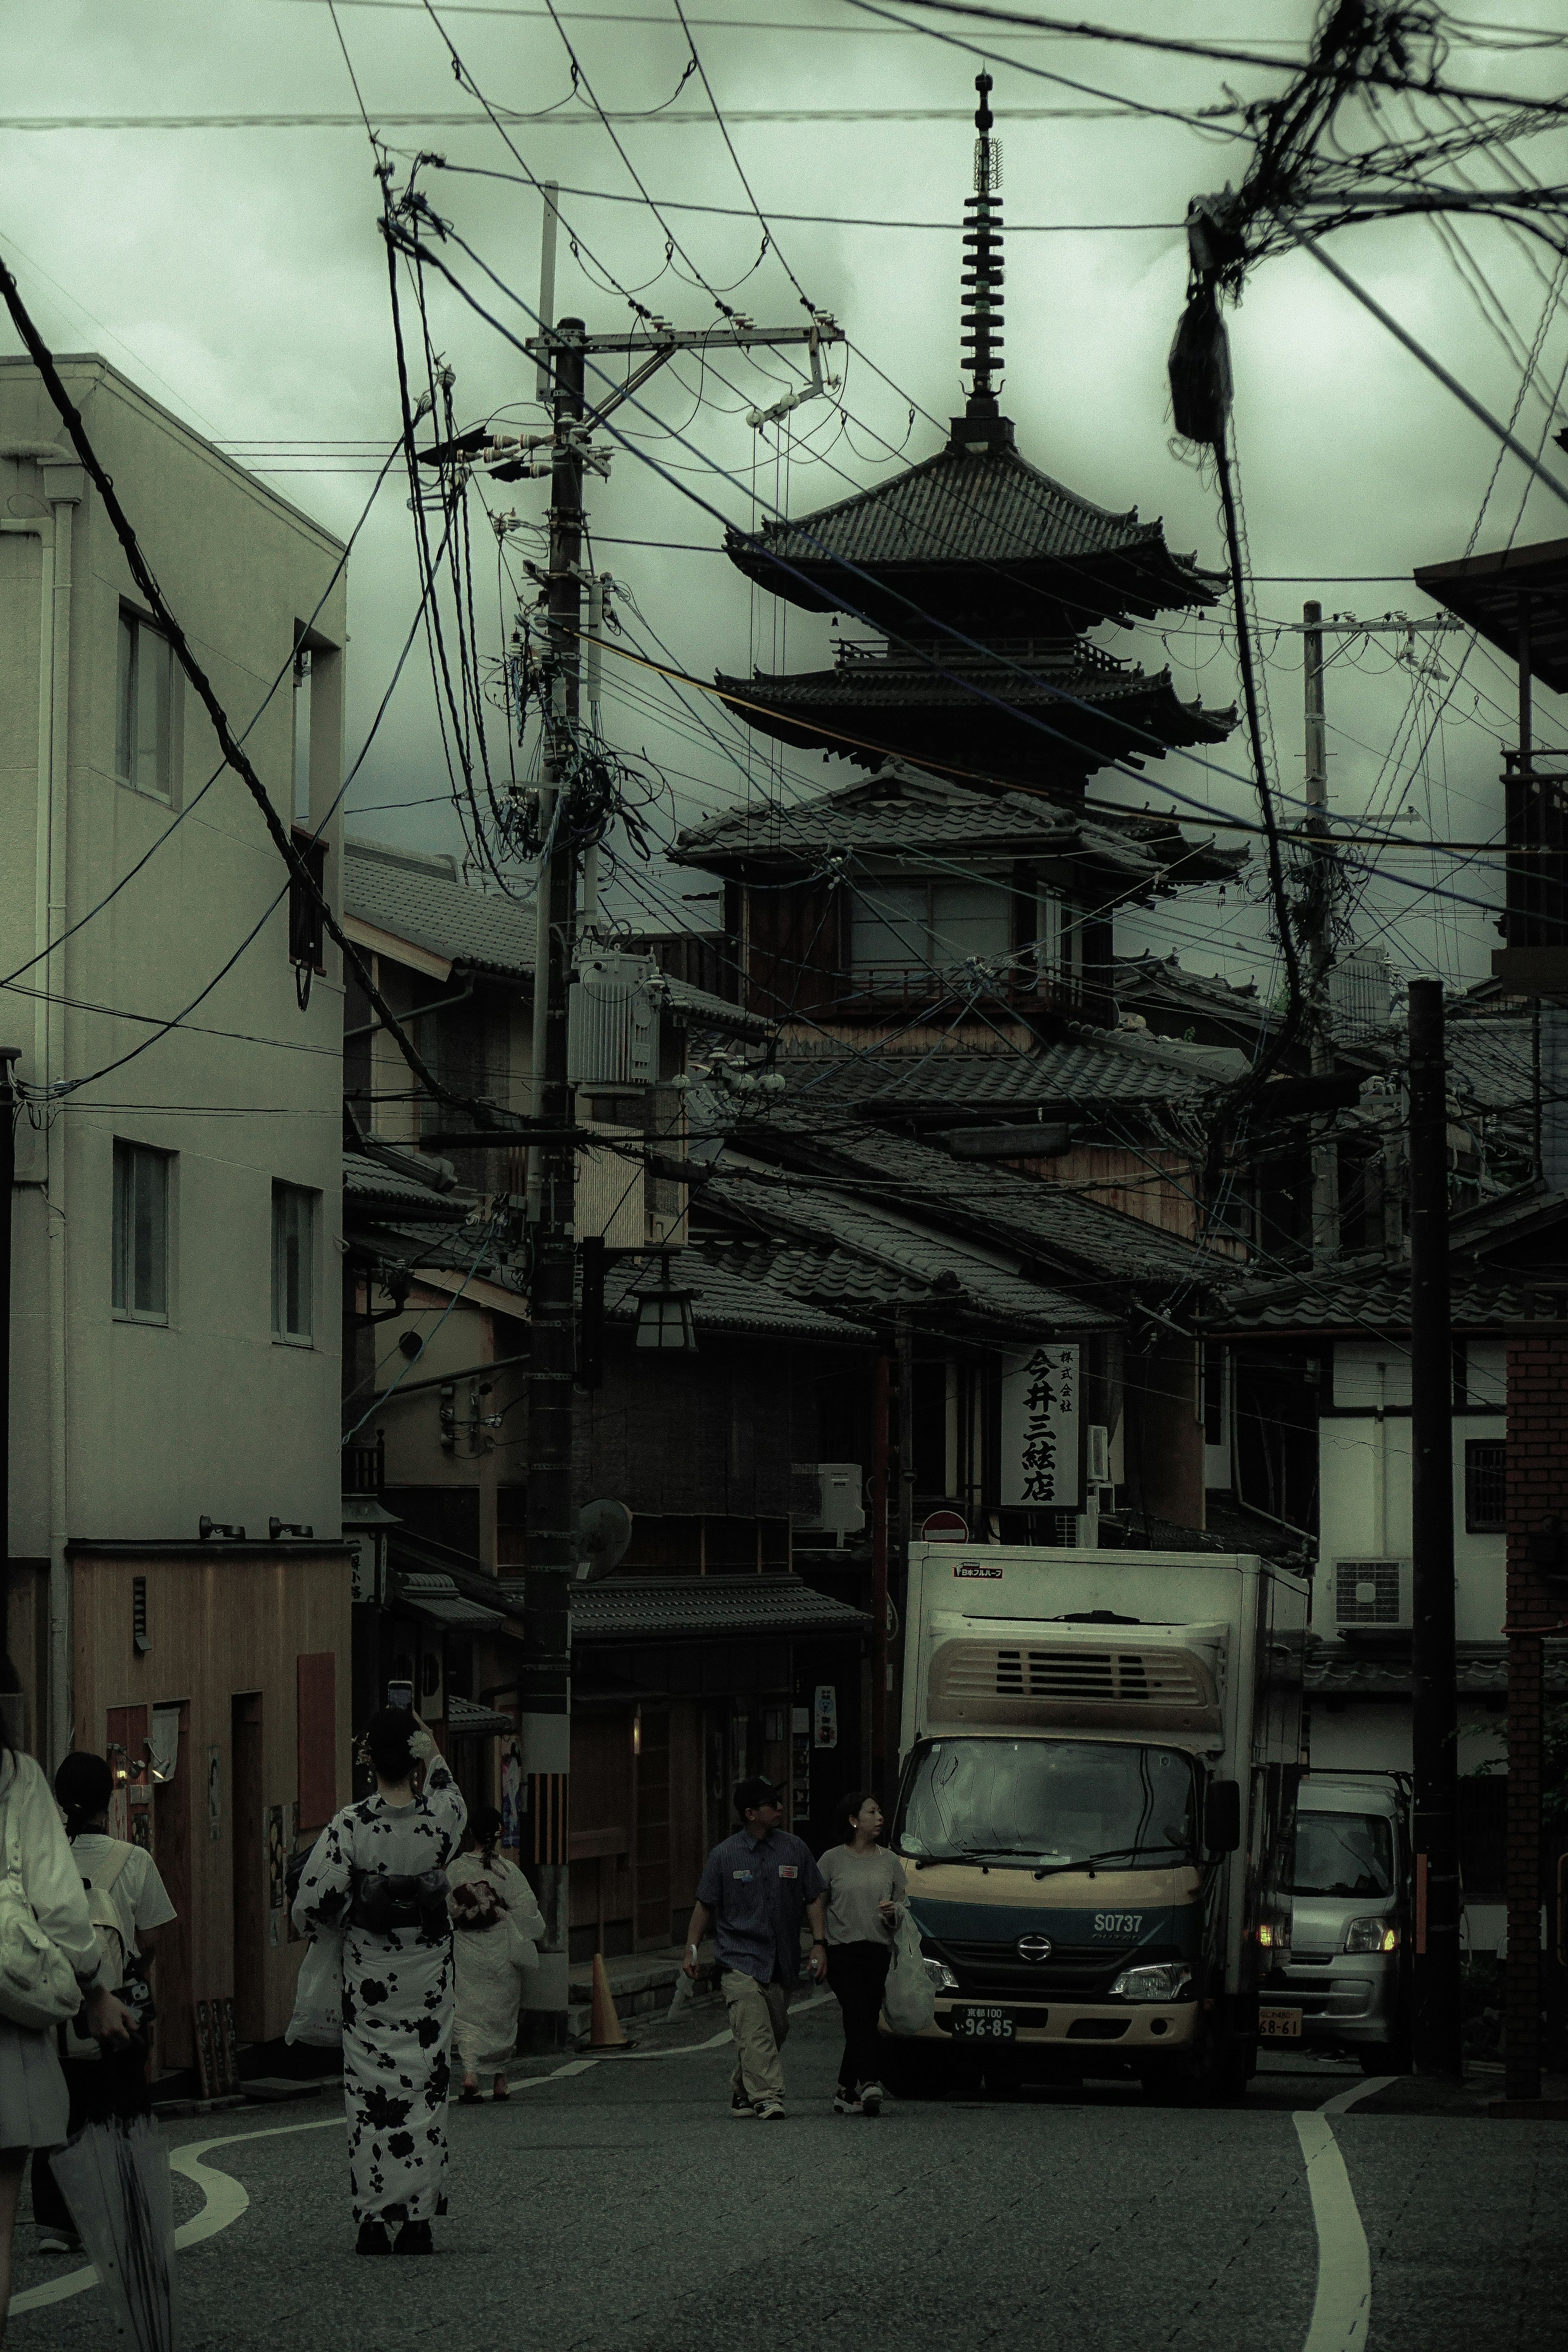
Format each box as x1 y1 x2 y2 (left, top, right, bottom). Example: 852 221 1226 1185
633 1254 698 1352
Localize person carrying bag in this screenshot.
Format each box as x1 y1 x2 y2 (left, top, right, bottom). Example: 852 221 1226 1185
30 1754 174 2259
817 1789 915 2118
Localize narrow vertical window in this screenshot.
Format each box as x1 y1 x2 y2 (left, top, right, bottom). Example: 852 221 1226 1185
112 1142 170 1321
115 609 173 798
272 1183 315 1343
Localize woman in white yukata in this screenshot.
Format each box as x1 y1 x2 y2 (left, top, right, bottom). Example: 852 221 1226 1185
292 1707 466 2256
449 1806 544 2102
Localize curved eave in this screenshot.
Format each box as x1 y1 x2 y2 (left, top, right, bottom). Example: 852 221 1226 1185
723 532 1223 629
713 666 1235 781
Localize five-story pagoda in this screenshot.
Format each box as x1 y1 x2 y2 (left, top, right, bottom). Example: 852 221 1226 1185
715 74 1234 794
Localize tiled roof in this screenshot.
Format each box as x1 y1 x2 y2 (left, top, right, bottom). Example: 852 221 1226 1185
445 1694 519 1734
671 763 1242 887
702 1171 1120 1336
343 839 759 1036
1209 1259 1542 1335
725 437 1221 623
601 1247 873 1345
395 1570 506 1629
714 654 1235 778
769 1030 1209 1118
345 840 538 978
559 1572 871 1642
1304 1640 1568 1698
732 1114 1214 1293
343 1150 468 1218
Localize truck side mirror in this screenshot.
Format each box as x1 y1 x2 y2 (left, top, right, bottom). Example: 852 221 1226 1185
1204 1780 1241 1855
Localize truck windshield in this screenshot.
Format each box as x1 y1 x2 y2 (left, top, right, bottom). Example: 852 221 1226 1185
1289 1813 1394 1899
895 1738 1197 1870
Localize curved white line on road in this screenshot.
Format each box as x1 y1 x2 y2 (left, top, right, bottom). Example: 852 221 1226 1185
1293 2111 1372 2352
8 2014 761 2324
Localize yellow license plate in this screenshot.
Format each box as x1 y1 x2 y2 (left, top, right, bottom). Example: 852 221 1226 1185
1259 2006 1303 2040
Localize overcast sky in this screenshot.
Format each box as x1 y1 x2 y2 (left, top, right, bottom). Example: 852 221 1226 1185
4 0 1564 1003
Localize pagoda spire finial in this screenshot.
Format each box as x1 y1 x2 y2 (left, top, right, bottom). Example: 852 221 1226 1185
959 70 1006 437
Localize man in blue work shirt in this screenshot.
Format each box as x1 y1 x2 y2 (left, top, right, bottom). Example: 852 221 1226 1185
681 1776 828 2119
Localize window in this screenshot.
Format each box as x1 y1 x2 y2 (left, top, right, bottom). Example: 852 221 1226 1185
288 828 327 972
271 1183 315 1343
112 1142 170 1321
848 879 1010 988
1465 1439 1506 1534
116 609 173 798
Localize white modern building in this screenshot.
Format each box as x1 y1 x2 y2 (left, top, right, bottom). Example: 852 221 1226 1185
0 356 350 2058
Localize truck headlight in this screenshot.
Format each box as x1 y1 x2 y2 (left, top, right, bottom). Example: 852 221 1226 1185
1109 1963 1193 2002
1343 1917 1397 1954
922 1958 959 1992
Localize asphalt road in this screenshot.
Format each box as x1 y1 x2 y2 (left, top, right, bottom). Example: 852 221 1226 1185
11 2000 1566 2352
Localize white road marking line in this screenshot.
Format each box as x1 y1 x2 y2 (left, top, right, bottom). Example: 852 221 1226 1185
1293 2111 1372 2352
9 1994 823 2317
1317 2075 1395 2116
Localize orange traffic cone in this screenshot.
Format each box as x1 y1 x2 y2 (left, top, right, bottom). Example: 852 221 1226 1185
590 1952 628 2050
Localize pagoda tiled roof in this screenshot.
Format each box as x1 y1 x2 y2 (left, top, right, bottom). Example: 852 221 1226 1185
726 432 1223 628
671 764 1243 889
714 643 1234 785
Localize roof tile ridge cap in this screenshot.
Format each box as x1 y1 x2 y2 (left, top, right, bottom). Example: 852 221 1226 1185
1002 444 1139 529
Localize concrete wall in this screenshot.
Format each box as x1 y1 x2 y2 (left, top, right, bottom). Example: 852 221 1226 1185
1319 1339 1506 1643
0 358 348 1754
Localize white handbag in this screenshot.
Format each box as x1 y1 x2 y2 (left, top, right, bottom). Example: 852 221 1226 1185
284 1932 345 2049
881 1908 938 2037
0 1799 82 2031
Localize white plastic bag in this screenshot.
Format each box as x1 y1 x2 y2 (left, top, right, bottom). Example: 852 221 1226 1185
0 1801 80 2032
284 1933 345 2049
881 1910 937 2037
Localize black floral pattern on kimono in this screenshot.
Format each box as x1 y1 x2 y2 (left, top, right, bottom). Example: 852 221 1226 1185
292 1753 467 2224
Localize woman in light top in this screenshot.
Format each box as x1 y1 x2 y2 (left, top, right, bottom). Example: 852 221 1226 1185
448 1806 544 2103
0 1731 134 2319
817 1790 907 2118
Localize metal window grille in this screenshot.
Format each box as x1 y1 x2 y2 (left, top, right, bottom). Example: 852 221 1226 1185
1464 1440 1507 1535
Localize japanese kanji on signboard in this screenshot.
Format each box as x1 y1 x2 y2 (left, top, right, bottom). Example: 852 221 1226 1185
999 1343 1080 1509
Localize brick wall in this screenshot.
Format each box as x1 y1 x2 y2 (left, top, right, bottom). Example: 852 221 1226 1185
1503 1333 1568 2099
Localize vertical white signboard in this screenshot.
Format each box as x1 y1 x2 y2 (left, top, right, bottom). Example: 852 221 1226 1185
1000 1343 1080 1508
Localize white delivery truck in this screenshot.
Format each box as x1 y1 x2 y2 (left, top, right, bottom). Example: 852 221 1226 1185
884 1543 1308 2101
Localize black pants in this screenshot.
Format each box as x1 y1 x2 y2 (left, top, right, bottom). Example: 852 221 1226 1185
30 2043 151 2237
825 1942 892 2092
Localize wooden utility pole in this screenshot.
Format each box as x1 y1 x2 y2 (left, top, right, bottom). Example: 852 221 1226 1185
518 317 586 2049
498 282 844 2041
1303 601 1340 1263
1407 977 1462 2075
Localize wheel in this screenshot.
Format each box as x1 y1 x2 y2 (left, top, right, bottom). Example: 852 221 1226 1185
1140 2021 1249 2106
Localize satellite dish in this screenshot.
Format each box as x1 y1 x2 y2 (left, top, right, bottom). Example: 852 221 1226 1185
575 1499 633 1582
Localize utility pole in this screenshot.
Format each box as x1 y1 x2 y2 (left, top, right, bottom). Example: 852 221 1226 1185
1303 600 1340 1263
518 315 586 2049
1407 976 1462 2076
491 279 843 2044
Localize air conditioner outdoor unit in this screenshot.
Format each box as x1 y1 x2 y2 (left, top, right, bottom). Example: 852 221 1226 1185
792 1463 866 1540
1086 1423 1111 1487
1332 1558 1413 1634
567 952 663 1089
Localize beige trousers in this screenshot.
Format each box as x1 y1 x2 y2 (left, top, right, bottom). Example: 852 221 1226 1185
723 1970 792 2103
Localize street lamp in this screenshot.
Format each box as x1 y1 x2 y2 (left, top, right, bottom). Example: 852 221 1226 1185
633 1253 698 1352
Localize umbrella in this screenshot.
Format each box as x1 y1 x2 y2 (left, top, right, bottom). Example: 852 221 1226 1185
50 2113 180 2350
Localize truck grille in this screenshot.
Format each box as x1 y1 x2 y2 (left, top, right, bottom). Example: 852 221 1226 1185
931 1936 1145 1998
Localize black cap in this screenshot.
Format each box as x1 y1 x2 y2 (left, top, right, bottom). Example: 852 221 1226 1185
733 1776 784 1817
